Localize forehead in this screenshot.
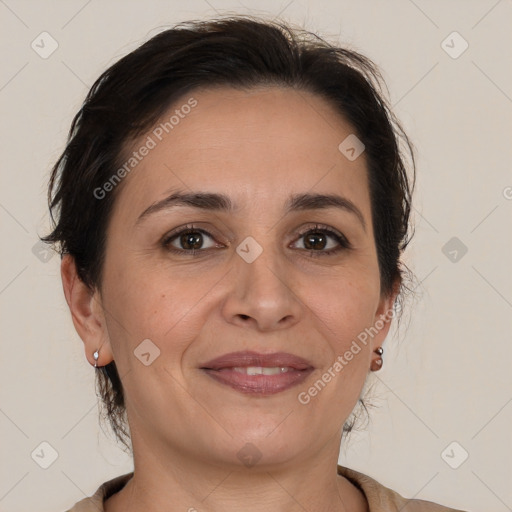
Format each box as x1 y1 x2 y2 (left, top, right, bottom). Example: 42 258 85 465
112 86 370 220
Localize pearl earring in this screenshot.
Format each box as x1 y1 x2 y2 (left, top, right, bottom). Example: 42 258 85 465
93 349 99 368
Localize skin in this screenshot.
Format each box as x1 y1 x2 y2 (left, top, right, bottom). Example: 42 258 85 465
62 86 399 512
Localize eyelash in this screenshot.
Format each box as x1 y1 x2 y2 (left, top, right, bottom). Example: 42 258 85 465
161 223 352 258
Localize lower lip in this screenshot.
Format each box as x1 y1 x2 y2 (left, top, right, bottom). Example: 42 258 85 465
201 368 313 395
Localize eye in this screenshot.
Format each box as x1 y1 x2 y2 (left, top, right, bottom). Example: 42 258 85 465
291 224 351 257
161 223 351 257
162 224 221 255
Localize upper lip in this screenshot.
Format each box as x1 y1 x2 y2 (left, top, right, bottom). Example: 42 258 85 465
200 351 314 371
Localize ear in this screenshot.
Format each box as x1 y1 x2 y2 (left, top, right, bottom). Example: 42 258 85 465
61 254 114 367
369 277 401 351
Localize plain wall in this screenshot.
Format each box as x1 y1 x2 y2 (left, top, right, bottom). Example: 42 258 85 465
0 1 511 511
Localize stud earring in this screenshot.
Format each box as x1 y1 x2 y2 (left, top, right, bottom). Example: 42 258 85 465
93 349 100 368
371 347 384 371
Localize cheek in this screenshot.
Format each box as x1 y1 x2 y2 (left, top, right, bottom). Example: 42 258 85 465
304 270 379 344
299 270 378 395
101 257 216 355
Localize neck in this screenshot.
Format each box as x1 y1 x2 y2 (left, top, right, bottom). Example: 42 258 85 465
104 447 368 512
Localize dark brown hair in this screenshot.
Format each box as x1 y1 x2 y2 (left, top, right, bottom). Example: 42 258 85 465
42 15 415 452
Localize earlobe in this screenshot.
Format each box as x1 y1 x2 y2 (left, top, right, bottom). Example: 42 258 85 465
370 346 384 372
61 254 114 368
369 280 400 371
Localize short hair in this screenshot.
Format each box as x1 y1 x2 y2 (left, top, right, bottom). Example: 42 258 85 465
42 15 415 451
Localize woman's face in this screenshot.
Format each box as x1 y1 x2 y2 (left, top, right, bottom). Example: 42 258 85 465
91 86 396 469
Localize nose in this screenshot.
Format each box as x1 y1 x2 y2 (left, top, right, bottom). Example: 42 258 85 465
220 242 303 332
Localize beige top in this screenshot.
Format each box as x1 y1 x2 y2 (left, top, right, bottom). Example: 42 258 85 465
65 465 468 511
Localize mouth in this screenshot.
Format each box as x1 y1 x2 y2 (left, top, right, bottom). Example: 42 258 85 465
200 351 314 396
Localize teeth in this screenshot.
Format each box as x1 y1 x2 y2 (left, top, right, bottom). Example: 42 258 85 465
232 366 292 375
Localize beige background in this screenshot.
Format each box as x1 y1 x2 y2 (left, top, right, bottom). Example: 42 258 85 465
1 1 511 511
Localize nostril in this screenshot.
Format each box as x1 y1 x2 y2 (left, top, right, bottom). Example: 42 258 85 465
240 314 250 320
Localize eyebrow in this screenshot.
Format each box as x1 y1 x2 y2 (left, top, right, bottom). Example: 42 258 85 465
135 190 366 231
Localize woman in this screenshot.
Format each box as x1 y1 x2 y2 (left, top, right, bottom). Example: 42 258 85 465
42 15 467 512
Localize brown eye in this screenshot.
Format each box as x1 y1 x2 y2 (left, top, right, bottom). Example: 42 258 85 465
303 232 328 251
292 225 351 257
162 226 219 254
178 231 204 250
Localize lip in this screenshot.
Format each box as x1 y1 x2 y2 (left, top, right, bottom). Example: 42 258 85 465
200 350 313 371
200 351 314 396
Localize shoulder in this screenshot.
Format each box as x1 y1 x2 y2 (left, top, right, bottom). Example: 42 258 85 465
63 472 133 512
337 465 468 512
63 467 468 512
